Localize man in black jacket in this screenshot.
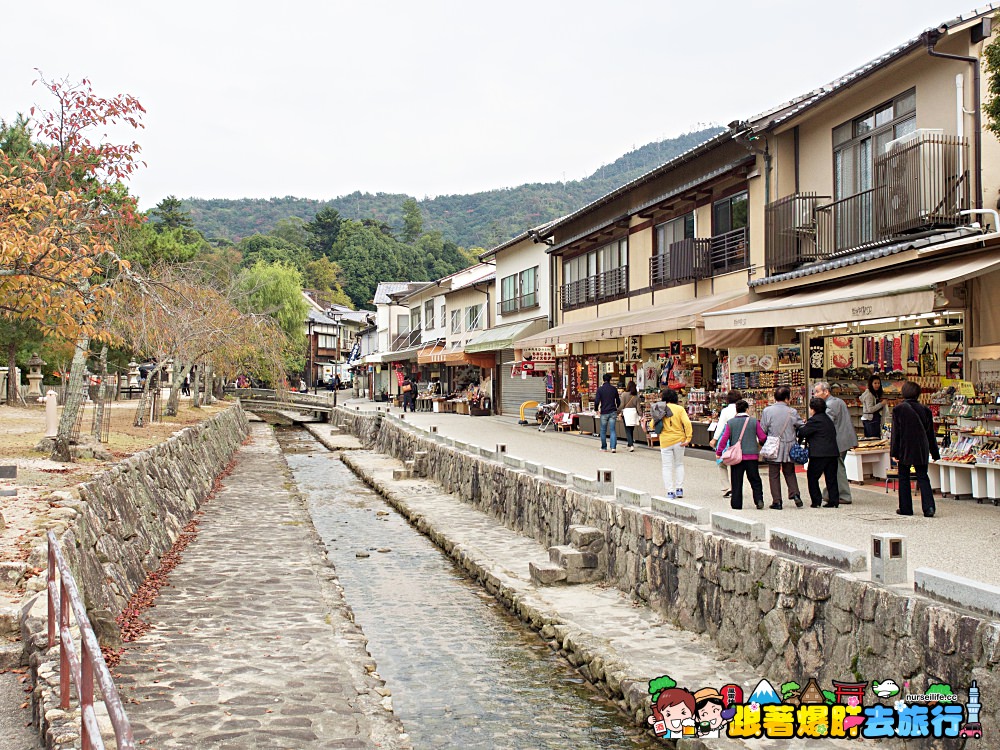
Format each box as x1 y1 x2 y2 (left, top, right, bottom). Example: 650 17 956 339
890 380 940 517
594 373 621 453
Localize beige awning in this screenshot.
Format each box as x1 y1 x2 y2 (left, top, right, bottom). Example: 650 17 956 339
703 252 1000 331
516 291 748 348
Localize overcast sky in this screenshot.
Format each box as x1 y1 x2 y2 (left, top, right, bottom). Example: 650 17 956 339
1 0 983 209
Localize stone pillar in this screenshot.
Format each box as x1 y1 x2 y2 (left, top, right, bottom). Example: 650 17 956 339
26 353 46 397
43 390 59 438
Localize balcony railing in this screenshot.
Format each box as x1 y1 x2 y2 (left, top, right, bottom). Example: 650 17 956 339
497 292 539 316
652 238 713 288
767 134 970 273
390 328 421 351
559 266 628 310
763 192 829 277
709 227 749 274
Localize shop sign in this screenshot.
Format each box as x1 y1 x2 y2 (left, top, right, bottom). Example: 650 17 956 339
554 343 570 357
520 346 556 366
624 336 642 362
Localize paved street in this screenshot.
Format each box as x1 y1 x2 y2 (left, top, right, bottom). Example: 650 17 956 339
114 423 409 750
347 399 1000 588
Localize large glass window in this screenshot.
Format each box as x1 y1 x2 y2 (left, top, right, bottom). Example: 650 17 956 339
562 238 627 284
465 304 484 330
500 274 517 313
655 213 695 254
424 300 434 330
450 309 462 334
410 307 421 333
439 303 446 329
713 192 748 235
397 314 410 333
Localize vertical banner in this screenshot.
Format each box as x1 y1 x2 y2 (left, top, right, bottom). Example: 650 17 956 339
624 336 642 362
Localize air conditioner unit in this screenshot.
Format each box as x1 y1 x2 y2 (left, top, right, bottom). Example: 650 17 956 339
792 199 816 230
883 128 943 154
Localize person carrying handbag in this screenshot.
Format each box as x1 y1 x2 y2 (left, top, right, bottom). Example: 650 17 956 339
759 387 804 509
618 381 640 452
796 397 840 508
715 400 767 510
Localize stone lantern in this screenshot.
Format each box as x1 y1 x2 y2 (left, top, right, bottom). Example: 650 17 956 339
127 360 140 387
26 353 45 397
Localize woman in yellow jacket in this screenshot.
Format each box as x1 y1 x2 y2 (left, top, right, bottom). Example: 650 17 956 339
654 388 693 499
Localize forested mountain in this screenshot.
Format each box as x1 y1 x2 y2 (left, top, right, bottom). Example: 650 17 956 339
182 128 723 248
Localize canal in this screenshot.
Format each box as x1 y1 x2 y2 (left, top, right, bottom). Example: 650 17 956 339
277 428 658 750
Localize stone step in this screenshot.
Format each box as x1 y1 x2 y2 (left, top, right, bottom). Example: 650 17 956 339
391 468 412 481
0 604 19 639
568 525 604 552
0 563 27 592
548 545 599 570
0 639 24 670
528 560 567 585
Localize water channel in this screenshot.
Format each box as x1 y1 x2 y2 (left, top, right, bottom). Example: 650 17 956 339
276 427 658 750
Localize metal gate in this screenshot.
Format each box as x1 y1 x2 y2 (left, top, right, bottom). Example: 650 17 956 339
499 349 546 419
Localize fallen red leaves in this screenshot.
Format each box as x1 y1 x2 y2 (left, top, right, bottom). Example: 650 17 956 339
103 454 239 669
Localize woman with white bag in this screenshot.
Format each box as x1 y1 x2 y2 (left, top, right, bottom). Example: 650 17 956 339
759 386 804 510
619 381 640 452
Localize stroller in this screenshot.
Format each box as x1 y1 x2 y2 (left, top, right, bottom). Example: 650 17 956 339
536 401 559 432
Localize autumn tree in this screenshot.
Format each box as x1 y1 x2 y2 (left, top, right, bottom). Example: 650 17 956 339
0 74 145 459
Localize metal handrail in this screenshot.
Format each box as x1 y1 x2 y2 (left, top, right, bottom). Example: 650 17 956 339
47 531 134 750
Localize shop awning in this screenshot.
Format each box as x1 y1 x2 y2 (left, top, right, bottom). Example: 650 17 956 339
703 252 1000 331
464 318 548 353
515 291 748 347
377 344 423 362
417 343 447 364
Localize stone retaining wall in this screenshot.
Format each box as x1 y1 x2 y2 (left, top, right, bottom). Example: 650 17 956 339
21 404 250 748
341 409 1000 735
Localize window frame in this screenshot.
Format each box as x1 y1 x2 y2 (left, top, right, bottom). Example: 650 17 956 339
518 266 538 308
450 309 462 334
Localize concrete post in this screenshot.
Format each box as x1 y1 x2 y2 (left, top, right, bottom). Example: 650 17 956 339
872 533 907 585
596 469 614 496
42 390 58 438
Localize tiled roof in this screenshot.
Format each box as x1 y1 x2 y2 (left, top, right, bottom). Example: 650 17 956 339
373 281 418 304
750 227 983 287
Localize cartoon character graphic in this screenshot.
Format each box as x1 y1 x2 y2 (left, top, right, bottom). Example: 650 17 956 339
872 679 901 699
694 687 737 738
647 676 697 739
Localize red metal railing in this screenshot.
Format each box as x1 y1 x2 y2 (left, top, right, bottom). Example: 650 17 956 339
47 531 134 750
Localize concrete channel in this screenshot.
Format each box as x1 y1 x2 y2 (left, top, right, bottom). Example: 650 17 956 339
279 427 659 749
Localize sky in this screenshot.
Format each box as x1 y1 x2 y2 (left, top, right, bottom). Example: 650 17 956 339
1 0 986 210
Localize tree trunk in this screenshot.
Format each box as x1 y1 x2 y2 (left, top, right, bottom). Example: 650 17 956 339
165 362 191 417
204 365 214 405
191 366 202 409
51 337 89 462
91 345 108 440
6 342 16 406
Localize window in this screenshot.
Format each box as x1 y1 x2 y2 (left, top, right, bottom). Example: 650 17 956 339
397 314 410 334
424 300 434 330
451 309 462 334
833 89 917 202
711 192 749 273
317 334 338 349
466 304 484 330
562 238 628 284
500 274 518 314
655 213 695 254
713 192 748 235
439 304 446 329
519 266 538 308
410 307 421 333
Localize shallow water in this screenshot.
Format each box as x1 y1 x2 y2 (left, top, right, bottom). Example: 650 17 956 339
277 428 658 750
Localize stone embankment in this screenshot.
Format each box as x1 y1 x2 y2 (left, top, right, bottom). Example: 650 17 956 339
19 405 250 749
337 408 1000 742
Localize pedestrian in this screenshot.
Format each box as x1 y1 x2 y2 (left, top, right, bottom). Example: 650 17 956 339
812 381 857 504
860 374 886 439
709 390 742 498
654 388 692 499
402 377 415 412
181 375 190 397
796 397 841 507
760 386 804 509
890 380 940 517
715 400 767 510
619 380 640 452
298 378 307 393
594 372 621 452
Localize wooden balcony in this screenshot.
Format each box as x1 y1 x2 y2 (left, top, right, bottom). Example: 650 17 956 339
559 266 628 311
650 238 712 288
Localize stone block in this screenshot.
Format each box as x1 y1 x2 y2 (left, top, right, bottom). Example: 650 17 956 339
769 528 867 573
549 545 597 569
871 533 907 585
595 469 614 496
651 496 710 525
914 568 1000 619
529 560 567 585
392 468 411 481
502 454 525 470
478 446 496 459
572 474 598 493
616 486 650 508
710 512 765 542
566 566 605 584
452 440 468 452
522 461 541 475
496 444 507 455
569 526 604 550
542 466 571 485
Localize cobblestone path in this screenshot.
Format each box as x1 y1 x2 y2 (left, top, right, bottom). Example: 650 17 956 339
114 423 409 750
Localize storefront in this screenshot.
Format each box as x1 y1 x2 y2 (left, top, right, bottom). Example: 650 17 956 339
466 319 549 417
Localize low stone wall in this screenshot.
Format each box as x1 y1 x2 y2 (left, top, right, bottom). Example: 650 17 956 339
21 404 250 748
341 409 1000 735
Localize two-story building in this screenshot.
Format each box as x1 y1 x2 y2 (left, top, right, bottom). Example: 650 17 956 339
302 292 371 389
700 6 1000 432
471 223 557 416
361 281 428 400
